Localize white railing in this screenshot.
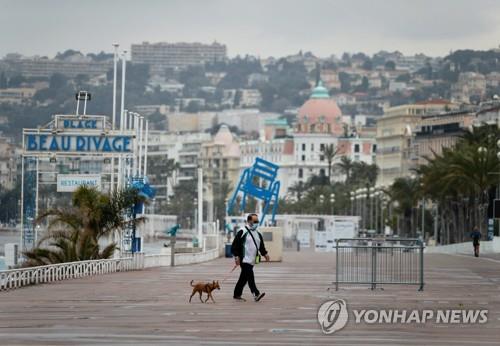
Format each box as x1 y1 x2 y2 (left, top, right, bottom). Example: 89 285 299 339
143 248 219 268
0 254 144 292
0 234 223 292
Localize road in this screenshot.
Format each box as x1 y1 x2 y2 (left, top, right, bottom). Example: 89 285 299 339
0 250 499 345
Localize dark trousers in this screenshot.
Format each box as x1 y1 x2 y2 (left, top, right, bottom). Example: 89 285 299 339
234 262 259 297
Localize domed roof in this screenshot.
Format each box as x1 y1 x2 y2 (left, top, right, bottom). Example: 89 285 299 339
296 81 343 135
310 81 330 99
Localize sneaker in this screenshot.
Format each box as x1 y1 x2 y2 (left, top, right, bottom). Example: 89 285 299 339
233 296 246 301
254 292 265 302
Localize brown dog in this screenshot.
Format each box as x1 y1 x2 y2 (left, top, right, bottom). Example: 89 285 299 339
189 280 220 303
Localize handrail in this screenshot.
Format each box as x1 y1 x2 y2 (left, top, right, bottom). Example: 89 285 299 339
0 254 143 292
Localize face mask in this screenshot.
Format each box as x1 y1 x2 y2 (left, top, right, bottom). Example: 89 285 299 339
249 223 257 230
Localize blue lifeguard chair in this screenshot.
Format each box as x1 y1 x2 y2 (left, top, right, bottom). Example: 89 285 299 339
227 157 280 225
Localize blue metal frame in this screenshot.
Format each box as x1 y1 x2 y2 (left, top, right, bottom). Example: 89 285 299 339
227 157 280 225
22 157 37 251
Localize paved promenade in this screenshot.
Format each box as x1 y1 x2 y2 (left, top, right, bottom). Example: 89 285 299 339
1 250 499 345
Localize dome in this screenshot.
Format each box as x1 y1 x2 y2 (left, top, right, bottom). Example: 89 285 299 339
296 81 343 135
310 81 330 99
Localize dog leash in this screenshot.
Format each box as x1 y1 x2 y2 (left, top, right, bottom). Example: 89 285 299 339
220 263 238 283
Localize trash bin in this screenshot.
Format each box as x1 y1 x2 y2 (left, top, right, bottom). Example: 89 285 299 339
225 243 232 258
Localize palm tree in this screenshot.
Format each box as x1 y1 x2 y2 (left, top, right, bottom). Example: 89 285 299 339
322 144 339 182
289 181 308 202
349 162 379 188
23 186 143 267
389 177 421 237
336 156 354 182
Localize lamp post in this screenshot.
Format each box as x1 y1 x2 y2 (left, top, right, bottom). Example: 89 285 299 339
319 194 324 215
360 187 368 230
330 193 335 215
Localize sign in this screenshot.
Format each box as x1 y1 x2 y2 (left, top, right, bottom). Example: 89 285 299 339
24 134 132 153
334 220 356 239
297 229 311 248
314 219 356 252
488 218 494 241
55 115 105 130
315 231 327 252
57 174 101 192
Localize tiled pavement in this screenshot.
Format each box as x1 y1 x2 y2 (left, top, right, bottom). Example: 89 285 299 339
0 250 499 345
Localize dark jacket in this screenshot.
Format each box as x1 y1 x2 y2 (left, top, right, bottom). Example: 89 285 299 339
231 226 268 259
471 230 481 244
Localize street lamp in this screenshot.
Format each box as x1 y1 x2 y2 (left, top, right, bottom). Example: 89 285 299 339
330 193 335 215
319 194 324 214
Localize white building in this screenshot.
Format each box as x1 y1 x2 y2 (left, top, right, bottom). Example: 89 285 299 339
146 131 211 204
239 82 376 196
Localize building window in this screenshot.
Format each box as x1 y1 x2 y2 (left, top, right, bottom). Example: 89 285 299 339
310 124 315 132
311 143 314 151
320 155 325 161
354 144 360 153
302 155 306 161
320 143 325 151
298 168 303 178
372 144 377 153
319 168 325 176
302 143 306 151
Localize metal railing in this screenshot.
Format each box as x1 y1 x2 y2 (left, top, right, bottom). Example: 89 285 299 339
335 238 424 291
0 255 144 292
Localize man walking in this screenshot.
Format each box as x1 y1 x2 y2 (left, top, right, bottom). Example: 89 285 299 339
471 227 481 257
231 213 270 302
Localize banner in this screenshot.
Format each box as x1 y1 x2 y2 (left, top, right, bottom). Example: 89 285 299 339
57 174 101 192
25 134 132 153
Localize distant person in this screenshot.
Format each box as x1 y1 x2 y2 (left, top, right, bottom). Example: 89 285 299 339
231 213 269 302
471 227 481 257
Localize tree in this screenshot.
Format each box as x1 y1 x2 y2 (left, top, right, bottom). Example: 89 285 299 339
418 125 500 239
362 60 373 71
49 73 68 90
8 75 26 87
322 144 339 182
167 180 197 228
338 72 351 93
389 177 421 237
385 60 396 70
55 49 82 60
185 100 201 113
359 76 369 92
336 156 354 182
289 181 307 202
0 72 7 88
396 73 411 82
24 186 143 266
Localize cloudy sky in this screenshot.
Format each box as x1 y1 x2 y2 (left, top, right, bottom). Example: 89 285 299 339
2 0 500 58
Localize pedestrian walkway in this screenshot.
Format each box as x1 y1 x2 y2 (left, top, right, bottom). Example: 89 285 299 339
0 250 499 345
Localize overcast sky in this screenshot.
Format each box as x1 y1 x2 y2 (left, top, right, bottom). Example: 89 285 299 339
2 0 500 58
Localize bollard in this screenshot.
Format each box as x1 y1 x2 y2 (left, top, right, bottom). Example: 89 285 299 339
170 235 176 267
